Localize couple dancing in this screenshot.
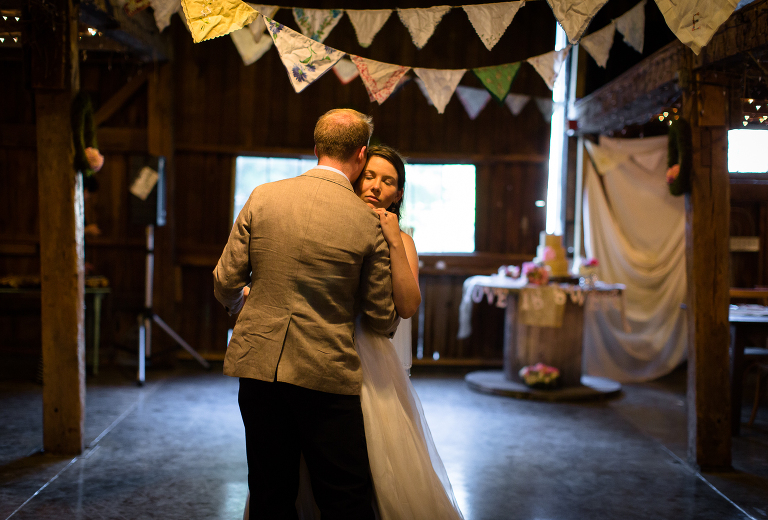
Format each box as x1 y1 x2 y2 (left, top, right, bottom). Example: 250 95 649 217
214 108 464 520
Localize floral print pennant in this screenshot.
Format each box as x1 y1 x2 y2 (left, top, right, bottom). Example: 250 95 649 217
180 0 259 43
265 16 344 93
350 56 411 104
292 8 343 43
246 4 279 42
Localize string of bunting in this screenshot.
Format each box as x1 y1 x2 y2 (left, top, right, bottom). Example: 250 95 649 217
171 0 739 118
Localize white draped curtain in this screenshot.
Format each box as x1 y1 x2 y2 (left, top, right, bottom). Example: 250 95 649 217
582 135 688 383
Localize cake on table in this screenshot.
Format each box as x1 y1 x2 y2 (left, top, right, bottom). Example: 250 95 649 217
535 232 569 278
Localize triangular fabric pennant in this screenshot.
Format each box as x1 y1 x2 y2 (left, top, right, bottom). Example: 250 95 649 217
455 85 492 120
580 21 615 68
472 62 521 104
546 0 610 43
527 46 571 90
462 1 524 51
535 97 554 122
230 26 273 65
292 8 343 42
504 93 530 116
333 58 360 85
346 9 392 48
265 17 344 93
615 0 646 53
654 0 737 55
351 55 411 104
151 0 180 32
246 4 278 42
180 0 259 43
415 77 434 106
413 68 466 114
397 6 451 49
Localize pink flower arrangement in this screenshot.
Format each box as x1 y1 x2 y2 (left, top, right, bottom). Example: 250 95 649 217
584 258 599 267
542 246 556 261
666 164 680 184
519 362 560 388
522 261 549 285
84 147 104 173
498 265 521 278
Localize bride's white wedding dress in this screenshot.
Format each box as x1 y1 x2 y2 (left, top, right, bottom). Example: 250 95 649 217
293 318 464 520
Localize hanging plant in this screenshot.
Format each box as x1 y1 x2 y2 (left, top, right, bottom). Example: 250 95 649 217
71 92 104 176
666 117 692 196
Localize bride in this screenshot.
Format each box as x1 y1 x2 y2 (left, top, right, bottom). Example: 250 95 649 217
245 145 464 520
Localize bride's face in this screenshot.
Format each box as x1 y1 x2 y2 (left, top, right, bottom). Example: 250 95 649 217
356 156 402 210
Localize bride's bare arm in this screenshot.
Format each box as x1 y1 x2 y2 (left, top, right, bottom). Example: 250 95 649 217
375 209 421 319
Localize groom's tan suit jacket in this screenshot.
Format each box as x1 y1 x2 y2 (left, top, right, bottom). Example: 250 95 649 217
213 168 398 395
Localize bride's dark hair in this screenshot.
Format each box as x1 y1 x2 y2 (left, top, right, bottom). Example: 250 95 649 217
366 145 406 221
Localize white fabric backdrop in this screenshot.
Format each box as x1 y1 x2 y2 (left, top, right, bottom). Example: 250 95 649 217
582 135 688 382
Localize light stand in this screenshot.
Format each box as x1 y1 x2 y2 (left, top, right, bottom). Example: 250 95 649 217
137 224 209 384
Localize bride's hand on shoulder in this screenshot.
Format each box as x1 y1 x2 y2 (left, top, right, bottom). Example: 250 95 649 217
373 208 402 247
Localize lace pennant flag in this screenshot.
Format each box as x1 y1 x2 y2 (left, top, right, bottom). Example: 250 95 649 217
230 26 273 65
504 93 530 116
180 0 259 43
455 85 492 120
527 46 570 90
333 58 360 85
351 56 411 104
535 97 554 123
346 9 393 48
292 8 343 43
397 6 451 49
462 2 524 51
546 0 610 43
615 0 646 53
580 21 615 68
413 68 467 114
472 62 521 104
654 0 736 55
265 17 344 93
151 0 180 32
246 4 278 42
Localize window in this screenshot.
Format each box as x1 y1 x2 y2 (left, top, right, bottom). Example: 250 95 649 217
728 129 768 173
233 157 477 253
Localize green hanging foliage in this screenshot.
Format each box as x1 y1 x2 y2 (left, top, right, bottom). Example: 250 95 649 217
71 91 99 176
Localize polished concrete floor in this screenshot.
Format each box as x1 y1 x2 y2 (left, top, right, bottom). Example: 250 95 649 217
1 363 767 520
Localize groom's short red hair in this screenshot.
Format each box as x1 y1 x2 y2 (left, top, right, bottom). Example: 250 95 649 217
314 109 373 161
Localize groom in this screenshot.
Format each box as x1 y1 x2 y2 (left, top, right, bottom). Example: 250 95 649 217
213 108 398 520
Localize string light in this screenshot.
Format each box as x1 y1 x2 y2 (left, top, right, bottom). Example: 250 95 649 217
757 105 762 110
87 27 97 36
658 115 664 121
15 16 19 21
663 112 669 117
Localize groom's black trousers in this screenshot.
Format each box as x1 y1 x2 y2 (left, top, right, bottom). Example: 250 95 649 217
238 377 375 520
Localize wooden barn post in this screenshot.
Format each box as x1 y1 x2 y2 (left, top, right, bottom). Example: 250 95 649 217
29 0 85 454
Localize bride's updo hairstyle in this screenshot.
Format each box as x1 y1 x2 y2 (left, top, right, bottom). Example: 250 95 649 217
366 145 407 221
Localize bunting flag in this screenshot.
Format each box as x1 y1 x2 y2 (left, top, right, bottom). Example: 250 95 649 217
535 97 554 122
180 0 259 43
527 46 570 90
580 21 615 68
151 0 181 32
415 78 434 106
346 9 393 48
246 4 279 42
472 62 521 104
230 26 273 65
546 0 610 43
615 0 646 53
654 0 737 55
462 1 524 51
351 56 411 104
265 17 344 93
504 93 530 116
292 8 343 42
455 85 492 120
333 58 360 85
414 68 467 114
397 6 451 49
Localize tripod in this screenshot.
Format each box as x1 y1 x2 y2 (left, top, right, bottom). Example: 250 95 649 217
138 225 210 384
